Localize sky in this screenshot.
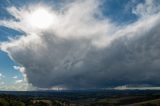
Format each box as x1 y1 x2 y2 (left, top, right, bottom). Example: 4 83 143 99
0 0 160 91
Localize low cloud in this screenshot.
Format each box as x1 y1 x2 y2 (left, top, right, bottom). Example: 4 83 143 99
12 76 18 79
0 0 160 89
0 82 5 85
0 73 5 80
15 79 23 84
0 81 35 91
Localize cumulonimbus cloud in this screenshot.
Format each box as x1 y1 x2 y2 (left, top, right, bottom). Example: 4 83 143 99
0 0 160 89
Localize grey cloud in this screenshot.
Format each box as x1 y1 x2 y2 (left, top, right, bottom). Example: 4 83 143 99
0 0 160 89
6 21 160 89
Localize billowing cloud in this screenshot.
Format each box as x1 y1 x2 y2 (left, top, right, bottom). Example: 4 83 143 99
0 0 160 89
132 0 160 17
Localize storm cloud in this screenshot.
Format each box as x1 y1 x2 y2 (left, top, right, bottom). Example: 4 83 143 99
0 0 160 89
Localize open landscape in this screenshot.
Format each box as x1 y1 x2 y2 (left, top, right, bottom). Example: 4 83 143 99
0 0 160 106
0 90 160 106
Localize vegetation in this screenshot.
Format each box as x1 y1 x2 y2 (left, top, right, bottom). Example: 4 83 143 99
0 90 160 106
